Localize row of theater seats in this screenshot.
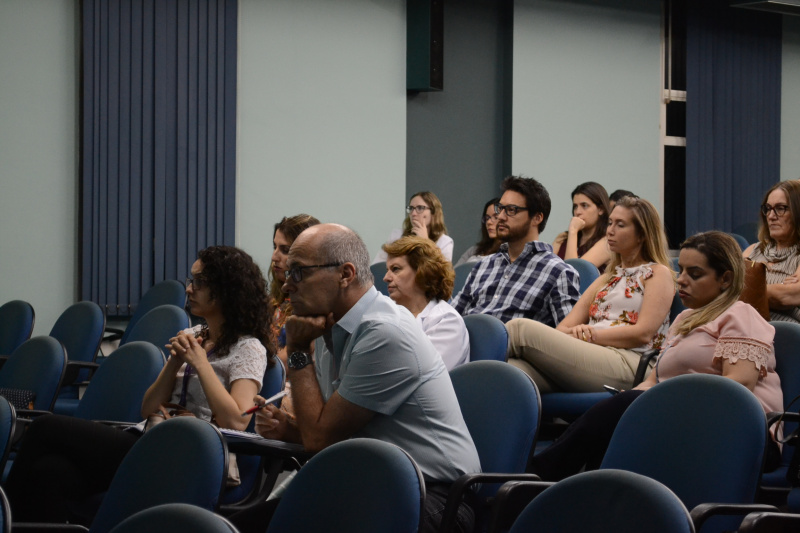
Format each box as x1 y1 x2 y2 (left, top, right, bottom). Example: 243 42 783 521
0 360 793 532
0 279 188 417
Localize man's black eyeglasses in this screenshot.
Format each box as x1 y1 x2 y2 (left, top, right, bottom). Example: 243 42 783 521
284 263 343 283
494 203 529 217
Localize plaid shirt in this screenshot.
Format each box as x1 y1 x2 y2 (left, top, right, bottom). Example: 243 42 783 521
450 241 580 326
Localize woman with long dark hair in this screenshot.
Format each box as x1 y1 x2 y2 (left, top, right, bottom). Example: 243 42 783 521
455 197 502 267
552 182 611 272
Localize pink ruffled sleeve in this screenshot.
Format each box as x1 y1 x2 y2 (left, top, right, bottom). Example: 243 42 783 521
712 302 775 378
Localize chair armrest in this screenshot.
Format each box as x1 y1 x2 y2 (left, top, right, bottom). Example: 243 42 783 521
439 473 542 533
690 502 779 532
103 326 125 342
12 523 89 532
739 511 800 533
632 349 659 387
16 409 53 420
62 361 100 386
94 420 139 429
488 480 555 533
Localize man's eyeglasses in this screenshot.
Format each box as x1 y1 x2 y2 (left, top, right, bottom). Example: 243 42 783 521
494 203 529 217
185 277 208 290
406 205 430 214
482 214 498 224
284 263 342 283
761 204 790 217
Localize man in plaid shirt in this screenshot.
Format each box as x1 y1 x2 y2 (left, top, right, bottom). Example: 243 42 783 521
451 176 580 326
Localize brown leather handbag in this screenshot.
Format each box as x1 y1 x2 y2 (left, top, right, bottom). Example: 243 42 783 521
741 261 771 321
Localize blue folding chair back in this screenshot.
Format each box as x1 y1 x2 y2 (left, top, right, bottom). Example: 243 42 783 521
450 361 540 498
453 262 477 296
729 233 749 251
0 336 66 411
50 301 105 365
463 314 507 362
108 503 238 533
122 305 189 358
601 374 766 533
90 418 228 533
370 263 389 296
266 439 425 533
761 321 800 491
51 301 106 413
733 222 758 246
564 258 600 294
73 341 165 423
0 300 34 356
118 280 186 345
509 469 694 533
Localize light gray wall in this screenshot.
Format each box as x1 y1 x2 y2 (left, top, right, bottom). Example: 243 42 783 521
236 0 407 272
512 0 662 243
783 16 800 181
406 0 511 262
0 1 79 335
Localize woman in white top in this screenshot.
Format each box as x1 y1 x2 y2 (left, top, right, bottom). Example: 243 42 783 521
507 197 675 392
382 235 469 370
373 191 454 264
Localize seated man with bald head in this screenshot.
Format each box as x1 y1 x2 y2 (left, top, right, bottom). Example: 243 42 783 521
236 223 481 533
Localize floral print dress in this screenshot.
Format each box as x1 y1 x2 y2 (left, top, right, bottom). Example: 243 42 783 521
588 263 670 353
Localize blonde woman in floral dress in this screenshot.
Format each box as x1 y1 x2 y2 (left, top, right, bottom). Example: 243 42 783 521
506 197 674 393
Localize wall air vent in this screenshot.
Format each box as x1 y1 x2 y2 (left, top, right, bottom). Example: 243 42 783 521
731 0 800 15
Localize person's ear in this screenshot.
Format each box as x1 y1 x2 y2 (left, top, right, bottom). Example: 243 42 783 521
720 271 733 291
340 262 357 287
530 212 544 229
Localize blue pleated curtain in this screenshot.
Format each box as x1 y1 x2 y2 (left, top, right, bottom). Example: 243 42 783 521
684 0 781 237
81 0 237 316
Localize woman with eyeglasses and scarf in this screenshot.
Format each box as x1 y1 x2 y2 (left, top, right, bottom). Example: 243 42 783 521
744 180 800 324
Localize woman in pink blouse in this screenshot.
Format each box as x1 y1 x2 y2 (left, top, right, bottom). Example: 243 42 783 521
507 196 675 392
530 231 783 481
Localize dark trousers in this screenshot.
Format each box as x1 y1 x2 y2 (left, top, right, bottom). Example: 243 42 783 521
228 480 474 533
530 390 644 482
530 389 782 482
3 414 139 523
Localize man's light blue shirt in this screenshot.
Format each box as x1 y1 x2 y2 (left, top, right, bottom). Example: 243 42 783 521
314 287 481 482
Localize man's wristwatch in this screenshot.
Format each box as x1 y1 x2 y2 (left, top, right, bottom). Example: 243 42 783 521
287 351 313 370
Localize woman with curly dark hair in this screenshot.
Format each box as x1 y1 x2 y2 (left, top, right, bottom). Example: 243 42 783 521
382 236 470 370
140 245 273 428
5 246 272 524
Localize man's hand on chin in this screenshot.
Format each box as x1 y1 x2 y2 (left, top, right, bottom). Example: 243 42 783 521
285 313 335 351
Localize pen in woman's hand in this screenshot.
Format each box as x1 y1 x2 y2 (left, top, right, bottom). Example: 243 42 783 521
241 390 289 416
